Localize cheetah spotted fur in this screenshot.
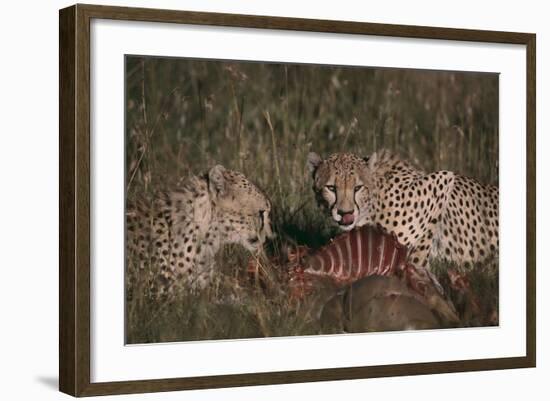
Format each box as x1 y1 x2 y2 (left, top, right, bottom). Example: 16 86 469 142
126 165 273 295
307 150 499 274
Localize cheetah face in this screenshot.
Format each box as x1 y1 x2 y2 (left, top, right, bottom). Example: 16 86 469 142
208 165 274 251
307 152 372 231
219 210 273 252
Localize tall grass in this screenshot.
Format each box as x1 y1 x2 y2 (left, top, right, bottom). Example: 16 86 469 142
125 56 499 343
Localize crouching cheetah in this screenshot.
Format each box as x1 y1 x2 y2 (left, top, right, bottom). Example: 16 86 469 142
126 165 274 295
307 150 499 274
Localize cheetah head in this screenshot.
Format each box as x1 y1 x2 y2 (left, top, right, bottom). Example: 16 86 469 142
208 165 274 251
307 152 374 231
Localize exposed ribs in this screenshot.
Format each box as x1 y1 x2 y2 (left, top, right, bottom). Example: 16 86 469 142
297 225 408 286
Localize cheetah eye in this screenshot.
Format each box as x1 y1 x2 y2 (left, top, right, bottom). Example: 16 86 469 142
325 185 336 192
354 185 364 192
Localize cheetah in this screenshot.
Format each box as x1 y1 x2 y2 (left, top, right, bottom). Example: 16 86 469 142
307 150 499 274
126 164 274 295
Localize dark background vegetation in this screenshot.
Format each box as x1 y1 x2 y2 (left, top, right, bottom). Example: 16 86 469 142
125 56 499 343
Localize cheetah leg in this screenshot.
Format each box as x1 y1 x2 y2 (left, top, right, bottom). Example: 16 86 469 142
447 268 483 323
408 238 459 324
408 235 444 293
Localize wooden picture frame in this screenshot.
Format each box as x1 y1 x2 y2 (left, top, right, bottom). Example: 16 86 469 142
59 3 536 397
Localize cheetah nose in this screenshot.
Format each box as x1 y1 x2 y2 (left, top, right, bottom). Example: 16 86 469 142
338 210 355 225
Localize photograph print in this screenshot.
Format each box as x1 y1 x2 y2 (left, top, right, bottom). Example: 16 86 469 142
125 56 499 344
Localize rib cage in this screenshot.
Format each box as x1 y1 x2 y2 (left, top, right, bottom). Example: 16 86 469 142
287 226 459 323
302 226 408 286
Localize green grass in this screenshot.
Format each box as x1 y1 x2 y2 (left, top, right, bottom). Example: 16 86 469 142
125 56 499 344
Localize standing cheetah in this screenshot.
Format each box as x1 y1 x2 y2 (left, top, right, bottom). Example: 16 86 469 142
307 150 498 273
126 165 274 295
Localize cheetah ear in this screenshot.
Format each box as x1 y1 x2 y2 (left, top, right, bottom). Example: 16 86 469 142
366 152 378 171
208 164 226 196
307 152 323 174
